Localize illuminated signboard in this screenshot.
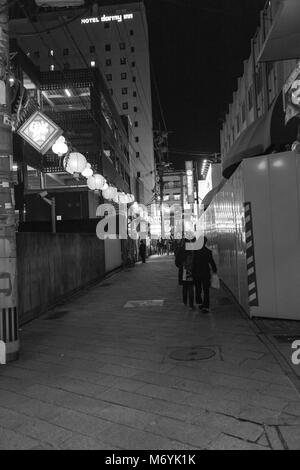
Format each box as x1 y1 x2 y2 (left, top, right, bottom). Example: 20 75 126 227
283 62 300 125
81 13 133 24
17 111 63 155
185 161 194 204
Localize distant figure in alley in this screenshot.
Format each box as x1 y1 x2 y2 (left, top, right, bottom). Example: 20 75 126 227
139 240 146 263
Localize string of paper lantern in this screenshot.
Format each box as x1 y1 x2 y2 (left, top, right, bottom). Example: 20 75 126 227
52 136 135 204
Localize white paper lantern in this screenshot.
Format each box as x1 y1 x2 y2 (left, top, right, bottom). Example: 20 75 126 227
52 136 68 156
66 152 87 174
82 163 93 178
87 174 106 191
102 186 117 200
87 175 96 190
102 182 109 191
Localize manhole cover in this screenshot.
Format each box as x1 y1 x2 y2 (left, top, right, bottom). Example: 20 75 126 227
274 335 300 344
45 310 70 320
169 346 216 361
124 300 164 308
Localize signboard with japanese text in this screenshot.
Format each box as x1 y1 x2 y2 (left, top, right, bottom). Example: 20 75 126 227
185 161 194 204
17 111 62 155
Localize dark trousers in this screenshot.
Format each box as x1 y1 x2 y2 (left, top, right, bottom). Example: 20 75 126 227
140 254 146 263
195 277 210 308
182 282 194 307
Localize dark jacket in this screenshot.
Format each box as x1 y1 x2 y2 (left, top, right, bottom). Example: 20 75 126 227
139 243 146 255
192 247 217 280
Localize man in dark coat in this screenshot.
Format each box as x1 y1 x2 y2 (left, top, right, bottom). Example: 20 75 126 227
192 236 217 313
139 240 146 263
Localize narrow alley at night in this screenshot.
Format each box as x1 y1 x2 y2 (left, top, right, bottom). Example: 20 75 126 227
1 0 300 455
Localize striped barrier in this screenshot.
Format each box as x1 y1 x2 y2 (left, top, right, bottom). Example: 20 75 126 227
244 202 259 307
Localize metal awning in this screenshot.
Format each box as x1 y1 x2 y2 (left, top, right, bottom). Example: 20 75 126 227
258 0 300 62
222 92 299 179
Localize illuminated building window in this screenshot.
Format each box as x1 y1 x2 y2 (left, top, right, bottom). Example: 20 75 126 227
50 64 55 71
106 58 112 66
174 194 181 201
122 102 128 110
105 44 111 51
106 73 112 81
121 72 127 80
163 195 170 201
90 45 95 53
122 87 128 95
63 48 69 56
91 60 96 67
48 49 54 57
120 57 126 65
120 42 126 50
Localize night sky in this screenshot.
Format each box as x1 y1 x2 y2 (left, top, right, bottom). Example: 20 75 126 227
103 0 267 167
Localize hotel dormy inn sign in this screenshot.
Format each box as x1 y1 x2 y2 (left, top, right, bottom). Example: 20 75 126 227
81 13 134 25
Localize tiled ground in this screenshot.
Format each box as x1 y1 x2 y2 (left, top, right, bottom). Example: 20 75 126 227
0 256 300 450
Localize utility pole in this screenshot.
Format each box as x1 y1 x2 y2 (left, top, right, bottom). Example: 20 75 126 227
0 0 19 364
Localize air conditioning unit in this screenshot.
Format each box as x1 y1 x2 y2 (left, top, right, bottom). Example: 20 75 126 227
35 0 85 7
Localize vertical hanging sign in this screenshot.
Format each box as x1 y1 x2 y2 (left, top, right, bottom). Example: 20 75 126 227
185 161 194 204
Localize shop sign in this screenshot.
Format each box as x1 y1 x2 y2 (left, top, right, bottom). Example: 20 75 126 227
17 111 62 155
185 161 194 204
81 13 133 24
283 62 300 125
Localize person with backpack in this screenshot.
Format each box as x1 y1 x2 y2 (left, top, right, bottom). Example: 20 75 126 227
192 236 217 313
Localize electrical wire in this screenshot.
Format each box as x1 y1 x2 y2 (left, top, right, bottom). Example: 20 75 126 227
138 2 168 132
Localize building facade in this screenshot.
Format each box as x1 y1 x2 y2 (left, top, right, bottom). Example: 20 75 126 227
220 0 299 164
11 1 155 205
206 0 300 320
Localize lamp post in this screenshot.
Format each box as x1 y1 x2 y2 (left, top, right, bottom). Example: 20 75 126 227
0 0 20 364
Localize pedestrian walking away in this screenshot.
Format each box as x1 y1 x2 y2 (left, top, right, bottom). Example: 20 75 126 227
139 240 146 263
192 236 217 313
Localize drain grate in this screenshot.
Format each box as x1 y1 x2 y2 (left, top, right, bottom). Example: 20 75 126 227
169 346 216 362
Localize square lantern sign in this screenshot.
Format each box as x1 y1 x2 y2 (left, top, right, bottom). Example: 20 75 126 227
17 111 63 155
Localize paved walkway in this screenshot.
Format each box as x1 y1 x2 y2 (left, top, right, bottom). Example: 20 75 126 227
0 256 300 450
